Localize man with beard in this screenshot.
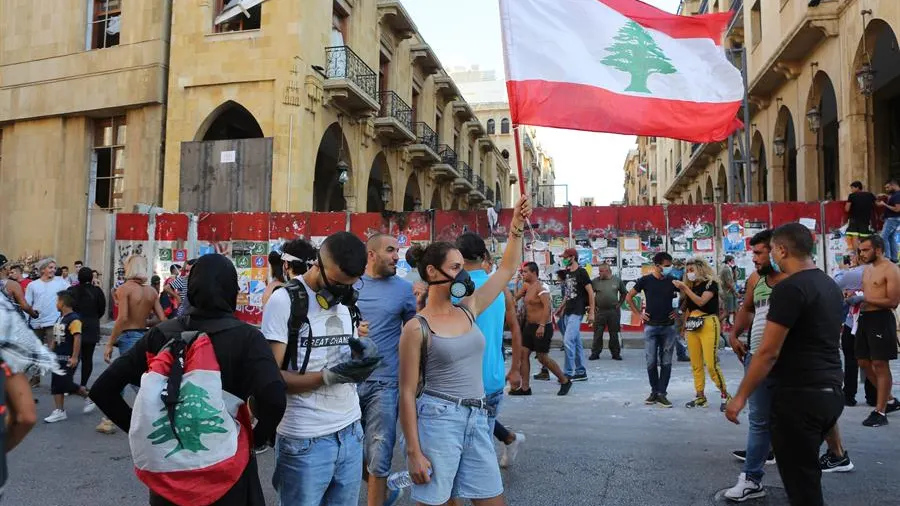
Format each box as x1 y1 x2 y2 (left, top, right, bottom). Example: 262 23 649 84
855 235 900 427
876 179 900 263
90 254 287 505
356 234 417 506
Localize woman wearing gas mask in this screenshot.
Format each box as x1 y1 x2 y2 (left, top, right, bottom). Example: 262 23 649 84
398 195 531 506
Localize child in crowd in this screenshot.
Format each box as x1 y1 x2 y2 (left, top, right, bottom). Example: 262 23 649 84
44 290 95 423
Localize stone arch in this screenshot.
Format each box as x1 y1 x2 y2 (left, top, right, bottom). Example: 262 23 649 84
805 71 840 200
774 105 798 201
403 173 421 211
366 152 391 212
716 164 727 203
194 100 264 141
313 122 353 211
751 130 768 202
687 193 694 205
430 187 442 210
694 185 702 204
704 175 714 204
495 181 502 207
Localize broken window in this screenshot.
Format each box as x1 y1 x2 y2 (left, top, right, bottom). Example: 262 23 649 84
214 0 265 33
90 0 121 49
92 117 126 211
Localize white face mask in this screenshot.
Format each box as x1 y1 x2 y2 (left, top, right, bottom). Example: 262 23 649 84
686 272 697 281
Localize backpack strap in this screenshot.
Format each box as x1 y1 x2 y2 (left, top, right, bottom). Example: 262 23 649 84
412 315 431 398
277 280 313 373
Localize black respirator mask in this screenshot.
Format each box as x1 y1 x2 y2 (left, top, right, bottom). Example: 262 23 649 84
315 253 359 310
430 268 476 298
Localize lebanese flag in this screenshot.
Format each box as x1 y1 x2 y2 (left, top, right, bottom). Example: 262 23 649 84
500 0 744 142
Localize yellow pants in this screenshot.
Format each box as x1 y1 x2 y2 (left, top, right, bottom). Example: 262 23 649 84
685 312 727 396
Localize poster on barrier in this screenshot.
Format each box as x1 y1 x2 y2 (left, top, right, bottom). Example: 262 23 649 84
269 213 309 254
308 212 347 248
823 201 851 276
231 213 269 325
113 214 151 320
154 214 189 282
667 205 717 271
572 206 619 278
720 203 770 292
524 208 569 283
197 213 233 259
618 206 666 329
771 202 824 271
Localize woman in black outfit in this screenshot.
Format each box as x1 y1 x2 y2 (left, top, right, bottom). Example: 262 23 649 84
72 267 106 387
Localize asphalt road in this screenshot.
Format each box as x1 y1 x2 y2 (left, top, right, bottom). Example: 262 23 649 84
7 345 899 506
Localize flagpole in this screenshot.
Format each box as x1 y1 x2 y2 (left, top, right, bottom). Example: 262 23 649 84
512 124 527 197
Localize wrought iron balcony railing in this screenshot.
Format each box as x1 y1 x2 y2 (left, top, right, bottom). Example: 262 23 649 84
459 162 473 183
476 176 486 195
414 122 439 153
325 46 378 101
675 161 683 174
438 144 458 166
485 188 495 205
378 91 413 131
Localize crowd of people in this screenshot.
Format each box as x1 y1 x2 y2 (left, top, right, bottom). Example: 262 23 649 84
2 184 900 505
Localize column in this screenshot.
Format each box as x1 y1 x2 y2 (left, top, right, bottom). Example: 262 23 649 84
796 143 819 201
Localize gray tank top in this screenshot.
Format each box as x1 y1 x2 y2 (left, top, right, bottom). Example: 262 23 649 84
421 308 486 399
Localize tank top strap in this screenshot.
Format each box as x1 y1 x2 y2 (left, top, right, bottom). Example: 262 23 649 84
456 304 475 325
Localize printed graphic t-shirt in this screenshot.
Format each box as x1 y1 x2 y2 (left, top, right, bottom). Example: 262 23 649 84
564 268 591 316
261 276 360 439
53 312 82 358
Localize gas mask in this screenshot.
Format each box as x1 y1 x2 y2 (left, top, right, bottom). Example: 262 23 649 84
430 268 476 298
686 272 697 281
314 252 359 310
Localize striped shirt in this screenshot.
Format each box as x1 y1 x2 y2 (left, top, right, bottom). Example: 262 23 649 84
749 275 773 354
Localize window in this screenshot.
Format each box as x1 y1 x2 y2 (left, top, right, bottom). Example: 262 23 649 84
214 0 264 33
486 119 496 134
435 112 442 142
92 117 127 211
412 87 420 124
89 0 121 49
500 118 510 134
750 0 761 48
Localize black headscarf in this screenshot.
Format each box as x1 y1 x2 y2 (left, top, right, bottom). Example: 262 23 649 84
188 254 238 317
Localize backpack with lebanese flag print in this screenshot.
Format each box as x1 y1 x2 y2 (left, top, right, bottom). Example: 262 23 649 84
129 318 251 506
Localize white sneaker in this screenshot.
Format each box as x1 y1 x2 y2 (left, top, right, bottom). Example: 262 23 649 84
723 473 766 502
44 409 68 423
83 399 96 414
499 432 525 468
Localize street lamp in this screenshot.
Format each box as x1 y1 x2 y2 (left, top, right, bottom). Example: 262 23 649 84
336 160 350 185
806 106 821 134
856 63 876 96
413 197 422 212
750 157 759 173
773 137 786 157
380 181 392 205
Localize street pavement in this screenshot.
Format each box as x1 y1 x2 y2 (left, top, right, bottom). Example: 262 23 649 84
7 342 900 506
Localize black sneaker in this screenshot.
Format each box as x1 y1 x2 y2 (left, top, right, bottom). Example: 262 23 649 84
557 380 572 396
863 410 888 427
731 450 776 465
886 398 900 414
677 356 691 362
656 394 673 408
612 355 623 361
571 372 588 382
588 353 600 361
820 451 854 473
533 370 550 381
845 398 858 407
509 388 532 396
644 393 657 405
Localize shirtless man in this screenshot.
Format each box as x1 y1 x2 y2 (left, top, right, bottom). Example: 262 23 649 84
517 262 571 396
103 255 166 364
0 255 37 318
856 235 900 427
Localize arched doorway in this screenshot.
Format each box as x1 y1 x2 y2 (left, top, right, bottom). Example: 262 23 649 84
495 182 502 208
716 164 727 203
366 152 391 212
695 186 703 204
774 106 798 201
705 176 714 204
687 193 694 205
313 123 352 212
751 131 768 202
733 148 745 203
807 71 840 200
195 101 264 141
430 187 442 210
403 173 421 212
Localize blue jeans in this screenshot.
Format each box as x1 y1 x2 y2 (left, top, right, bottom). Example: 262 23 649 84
743 353 774 483
116 329 144 354
484 389 512 443
272 421 363 506
562 313 586 376
882 217 900 262
644 325 677 395
358 380 399 478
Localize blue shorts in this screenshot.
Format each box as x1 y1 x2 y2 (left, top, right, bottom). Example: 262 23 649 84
409 393 503 505
358 380 400 478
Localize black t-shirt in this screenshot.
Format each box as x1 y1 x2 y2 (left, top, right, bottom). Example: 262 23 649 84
633 274 678 325
766 269 843 388
886 192 900 219
847 191 876 225
54 312 82 358
564 267 592 316
685 280 719 315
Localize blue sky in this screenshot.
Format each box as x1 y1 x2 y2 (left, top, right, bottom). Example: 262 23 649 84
402 0 682 205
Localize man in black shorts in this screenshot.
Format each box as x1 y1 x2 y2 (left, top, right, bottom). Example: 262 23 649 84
846 181 876 249
856 235 900 427
518 262 570 396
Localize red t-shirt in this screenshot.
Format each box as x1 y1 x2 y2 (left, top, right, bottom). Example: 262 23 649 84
19 278 31 291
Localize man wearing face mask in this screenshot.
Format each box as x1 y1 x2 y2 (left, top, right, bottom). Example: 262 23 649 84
625 252 679 408
262 233 381 506
726 223 844 506
559 248 594 381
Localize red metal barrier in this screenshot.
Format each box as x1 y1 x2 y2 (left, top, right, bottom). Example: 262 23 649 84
270 213 309 241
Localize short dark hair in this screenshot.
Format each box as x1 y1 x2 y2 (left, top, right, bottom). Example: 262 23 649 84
749 229 773 248
57 289 75 309
523 261 539 274
851 181 863 190
170 264 181 274
652 252 673 265
151 275 161 286
321 232 367 278
268 251 285 283
405 247 419 268
772 223 815 258
282 238 317 276
886 179 899 187
409 242 457 282
456 232 488 262
556 269 567 281
186 258 197 266
74 260 83 266
860 234 885 252
61 266 69 271
723 255 734 263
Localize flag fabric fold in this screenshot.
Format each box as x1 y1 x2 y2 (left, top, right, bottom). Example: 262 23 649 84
500 0 744 142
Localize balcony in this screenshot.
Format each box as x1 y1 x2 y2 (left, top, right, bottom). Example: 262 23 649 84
485 188 496 208
664 142 724 201
377 0 416 40
466 119 485 137
432 144 460 181
509 169 518 184
453 162 475 193
434 73 460 101
410 42 440 75
477 136 493 153
323 46 380 116
374 91 415 143
407 122 440 166
451 100 475 122
469 175 486 204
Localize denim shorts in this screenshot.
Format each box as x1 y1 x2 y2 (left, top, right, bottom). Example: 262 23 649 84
409 393 503 505
358 380 400 477
116 329 144 354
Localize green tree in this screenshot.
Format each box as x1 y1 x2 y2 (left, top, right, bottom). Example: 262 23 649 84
147 382 229 458
601 21 677 94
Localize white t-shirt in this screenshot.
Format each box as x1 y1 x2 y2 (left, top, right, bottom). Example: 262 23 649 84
261 275 360 439
25 276 70 329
